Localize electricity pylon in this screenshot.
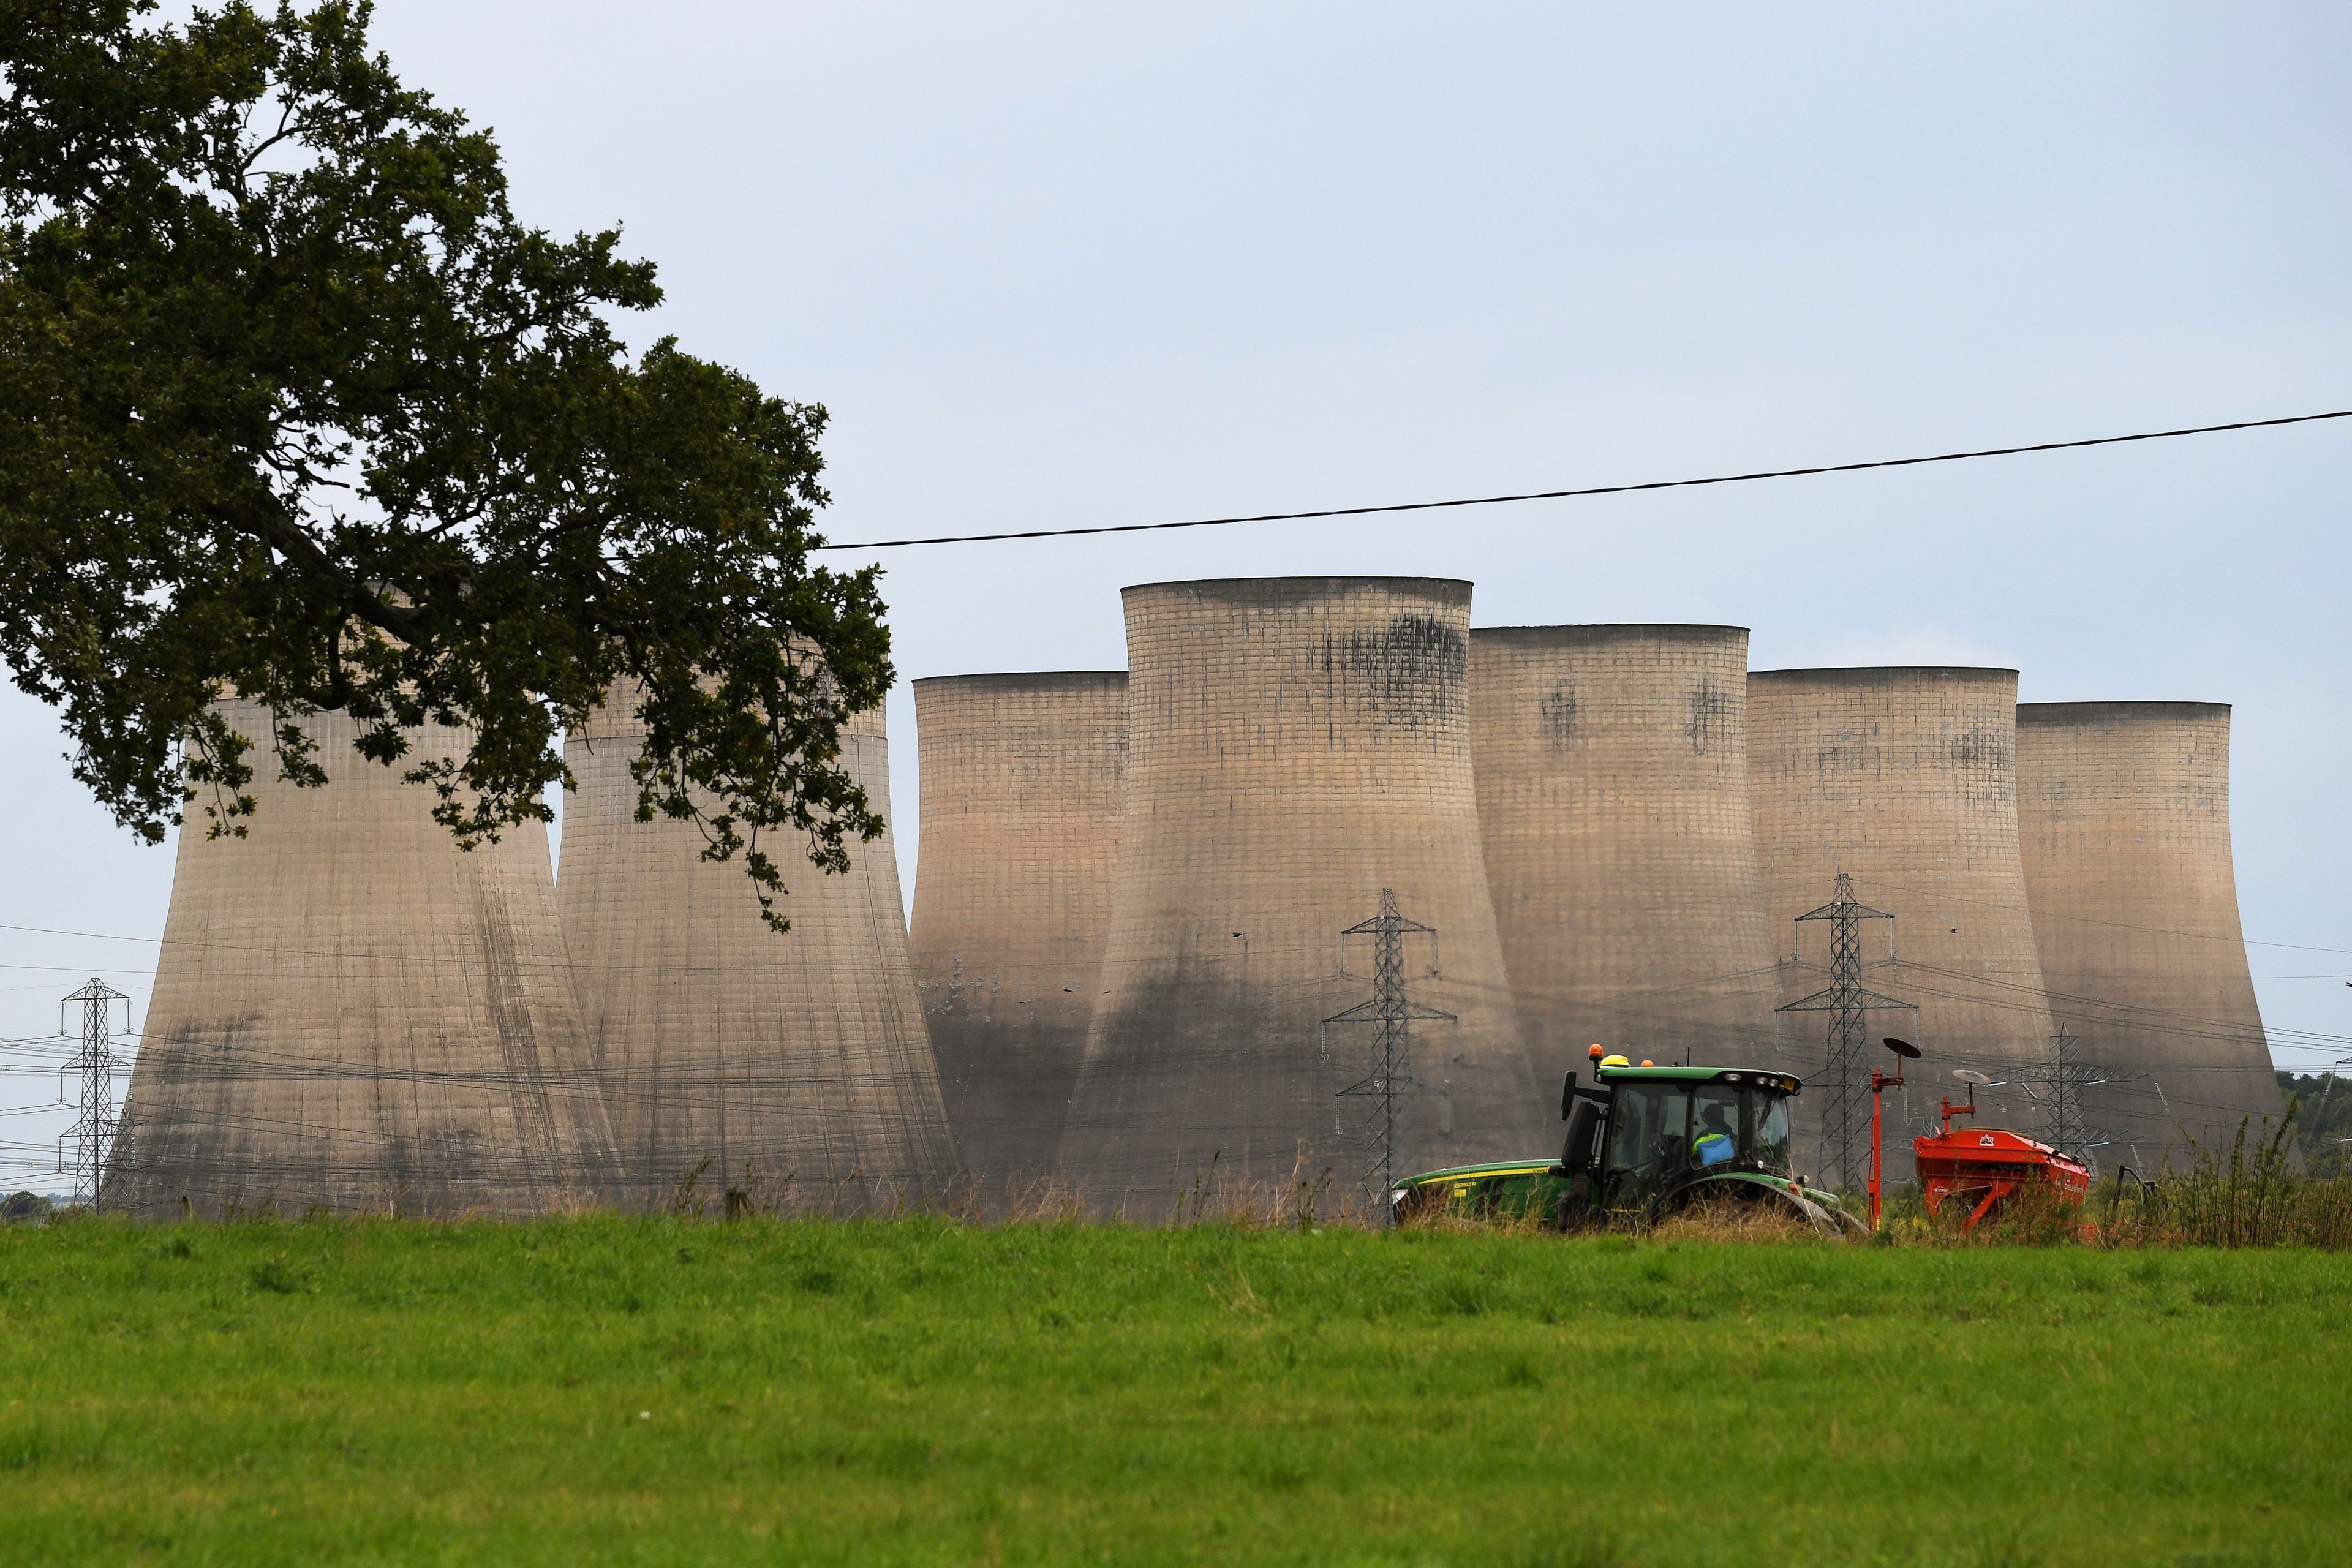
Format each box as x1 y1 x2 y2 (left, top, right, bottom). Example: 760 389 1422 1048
1325 889 1452 1221
1776 872 1918 1191
58 978 129 1209
2015 1022 2135 1173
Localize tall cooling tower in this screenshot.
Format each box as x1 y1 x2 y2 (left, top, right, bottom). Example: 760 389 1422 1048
1747 668 2057 1175
1059 578 1544 1214
1470 625 1782 1084
560 690 954 1210
2015 703 2286 1162
908 672 1128 1189
109 701 620 1218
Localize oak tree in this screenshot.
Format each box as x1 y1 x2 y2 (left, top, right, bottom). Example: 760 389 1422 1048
0 1 891 927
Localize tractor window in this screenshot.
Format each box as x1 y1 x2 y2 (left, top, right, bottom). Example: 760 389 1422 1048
1604 1085 1657 1175
1659 1090 1689 1169
1746 1091 1793 1175
1691 1085 1740 1169
1604 1083 1690 1200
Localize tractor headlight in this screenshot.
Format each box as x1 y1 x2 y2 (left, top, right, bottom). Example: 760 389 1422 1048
1386 1188 1407 1208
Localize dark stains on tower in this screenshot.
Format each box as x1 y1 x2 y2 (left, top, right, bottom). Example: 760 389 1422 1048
1687 677 1732 753
1540 687 1581 750
1309 613 1466 735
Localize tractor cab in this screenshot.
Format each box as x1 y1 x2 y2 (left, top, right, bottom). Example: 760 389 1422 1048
1391 1048 1854 1234
1581 1063 1801 1216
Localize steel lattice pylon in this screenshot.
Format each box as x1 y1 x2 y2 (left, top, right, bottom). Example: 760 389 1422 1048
59 978 129 1209
2016 1023 2135 1174
1775 872 1917 1191
1325 889 1453 1220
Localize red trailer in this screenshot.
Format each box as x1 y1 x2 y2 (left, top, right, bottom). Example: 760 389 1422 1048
1913 1071 2089 1233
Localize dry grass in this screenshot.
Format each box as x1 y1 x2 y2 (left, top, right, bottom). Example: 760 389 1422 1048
1646 1192 1822 1244
650 1149 1387 1233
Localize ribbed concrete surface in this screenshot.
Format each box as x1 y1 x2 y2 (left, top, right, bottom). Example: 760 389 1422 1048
1471 626 1781 1084
2015 703 2287 1163
108 701 620 1218
909 672 1128 1190
1747 668 2057 1167
1060 578 1543 1213
560 690 954 1209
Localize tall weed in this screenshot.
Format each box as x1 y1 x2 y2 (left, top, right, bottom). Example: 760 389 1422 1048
2092 1106 2352 1250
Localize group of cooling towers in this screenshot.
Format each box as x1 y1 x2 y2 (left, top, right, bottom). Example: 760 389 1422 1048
104 576 2287 1221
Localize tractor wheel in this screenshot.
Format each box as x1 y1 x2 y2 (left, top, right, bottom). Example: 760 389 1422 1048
1552 1188 1602 1234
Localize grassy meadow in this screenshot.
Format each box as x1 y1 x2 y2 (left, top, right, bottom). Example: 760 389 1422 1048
0 1216 2345 1566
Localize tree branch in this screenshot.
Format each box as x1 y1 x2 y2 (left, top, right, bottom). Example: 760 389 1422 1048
223 490 429 649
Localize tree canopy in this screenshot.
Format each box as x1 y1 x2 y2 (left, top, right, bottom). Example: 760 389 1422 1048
0 0 892 927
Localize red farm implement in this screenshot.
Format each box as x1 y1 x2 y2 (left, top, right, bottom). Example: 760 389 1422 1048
1913 1069 2090 1233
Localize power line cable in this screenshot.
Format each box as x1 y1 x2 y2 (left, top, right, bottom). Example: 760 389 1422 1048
1851 878 2352 959
809 406 2352 551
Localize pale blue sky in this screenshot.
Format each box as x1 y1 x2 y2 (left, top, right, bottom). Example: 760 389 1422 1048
6 4 2350 1178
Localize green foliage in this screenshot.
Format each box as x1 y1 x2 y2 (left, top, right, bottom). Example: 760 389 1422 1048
0 1 889 926
2275 1072 2352 1177
1 1218 2346 1565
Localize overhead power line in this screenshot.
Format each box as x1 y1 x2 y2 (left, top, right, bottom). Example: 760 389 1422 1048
809 405 2352 551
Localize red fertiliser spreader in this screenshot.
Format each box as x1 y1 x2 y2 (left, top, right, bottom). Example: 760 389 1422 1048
1914 1069 2090 1233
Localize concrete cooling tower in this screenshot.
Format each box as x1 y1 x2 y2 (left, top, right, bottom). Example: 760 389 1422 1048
908 671 1128 1192
1470 626 1782 1085
2015 703 2287 1163
559 688 954 1210
1747 668 2057 1182
1059 578 1544 1215
108 701 620 1218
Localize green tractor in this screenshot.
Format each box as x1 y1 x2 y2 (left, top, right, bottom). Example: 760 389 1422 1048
1389 1050 1861 1235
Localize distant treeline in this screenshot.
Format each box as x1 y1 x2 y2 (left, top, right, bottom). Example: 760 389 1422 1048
2277 1072 2352 1176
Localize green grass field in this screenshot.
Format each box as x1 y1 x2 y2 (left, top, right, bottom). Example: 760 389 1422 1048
1 1218 2344 1566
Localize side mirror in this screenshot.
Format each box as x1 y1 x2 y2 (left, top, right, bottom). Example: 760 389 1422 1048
1560 1069 1576 1121
1561 1099 1600 1175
